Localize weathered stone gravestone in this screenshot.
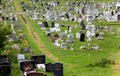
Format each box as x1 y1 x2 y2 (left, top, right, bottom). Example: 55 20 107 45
76 32 80 39
68 34 73 44
19 33 26 40
38 22 46 30
109 27 115 34
86 30 92 42
60 43 67 49
54 39 60 47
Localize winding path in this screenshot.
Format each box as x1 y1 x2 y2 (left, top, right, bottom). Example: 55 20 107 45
14 0 59 62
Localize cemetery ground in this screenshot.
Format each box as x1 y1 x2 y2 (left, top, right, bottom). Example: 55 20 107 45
1 0 120 76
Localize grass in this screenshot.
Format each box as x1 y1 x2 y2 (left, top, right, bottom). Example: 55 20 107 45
2 0 120 76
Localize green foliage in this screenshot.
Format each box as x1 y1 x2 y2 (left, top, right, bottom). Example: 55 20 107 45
0 26 11 49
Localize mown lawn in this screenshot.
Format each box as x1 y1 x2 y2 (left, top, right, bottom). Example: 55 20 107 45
9 0 120 76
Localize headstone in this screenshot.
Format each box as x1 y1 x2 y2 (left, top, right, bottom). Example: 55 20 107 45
80 21 86 30
51 21 55 28
68 26 72 32
38 22 46 30
0 65 11 76
60 43 67 49
54 40 60 47
80 32 85 41
31 55 45 64
52 62 63 76
17 54 25 62
16 22 21 30
86 30 92 41
24 45 31 53
110 27 115 34
46 30 51 37
45 63 53 72
31 55 46 71
68 34 73 44
42 21 48 27
76 32 80 39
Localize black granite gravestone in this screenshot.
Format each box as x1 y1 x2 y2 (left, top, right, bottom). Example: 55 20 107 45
52 62 63 76
31 55 45 64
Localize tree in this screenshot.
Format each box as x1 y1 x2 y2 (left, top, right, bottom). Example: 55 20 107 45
0 26 11 50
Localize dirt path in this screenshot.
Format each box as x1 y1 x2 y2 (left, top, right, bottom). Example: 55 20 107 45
111 51 120 76
14 0 59 62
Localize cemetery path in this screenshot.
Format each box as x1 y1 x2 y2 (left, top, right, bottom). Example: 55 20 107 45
14 0 59 62
111 51 120 76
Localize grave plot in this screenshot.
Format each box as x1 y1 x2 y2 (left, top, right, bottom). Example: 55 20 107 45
17 54 63 76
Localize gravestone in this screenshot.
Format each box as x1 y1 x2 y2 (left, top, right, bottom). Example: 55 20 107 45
51 21 55 28
52 62 63 76
60 43 67 49
54 40 60 47
80 21 86 30
45 63 53 72
76 32 80 39
16 22 21 30
80 32 85 41
38 22 46 30
31 55 46 71
42 21 48 27
46 30 51 37
68 34 73 43
110 27 115 34
24 45 31 53
19 60 36 73
31 55 45 64
0 65 11 76
68 26 72 32
86 30 92 41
